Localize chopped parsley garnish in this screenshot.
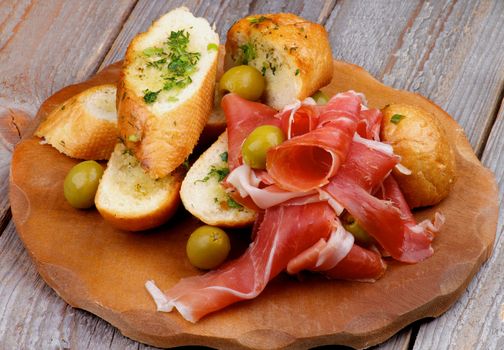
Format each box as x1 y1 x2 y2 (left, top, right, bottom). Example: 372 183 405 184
207 43 219 51
390 114 406 124
248 16 268 24
182 158 190 170
195 166 230 183
143 89 160 104
143 47 164 57
141 30 201 103
227 197 243 209
219 152 228 162
239 42 256 64
128 134 139 142
295 69 300 76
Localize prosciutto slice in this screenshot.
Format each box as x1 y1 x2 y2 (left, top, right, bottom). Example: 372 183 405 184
147 202 335 322
325 144 434 263
221 93 280 170
266 92 362 192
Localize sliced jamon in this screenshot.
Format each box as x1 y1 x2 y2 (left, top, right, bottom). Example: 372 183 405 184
279 103 319 139
266 91 362 192
221 93 280 170
357 108 383 141
325 146 435 263
147 202 335 322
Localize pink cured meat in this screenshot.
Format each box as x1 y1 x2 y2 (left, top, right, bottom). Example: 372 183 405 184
266 92 362 192
287 241 386 282
325 145 434 263
221 93 280 170
357 108 383 140
160 202 335 322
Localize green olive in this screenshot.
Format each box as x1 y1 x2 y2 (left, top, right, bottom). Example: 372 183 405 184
311 90 329 105
186 225 231 270
242 125 285 169
341 212 374 246
219 65 265 101
64 160 104 209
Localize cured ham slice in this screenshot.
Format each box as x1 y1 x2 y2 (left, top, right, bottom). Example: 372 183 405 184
266 92 362 192
147 202 335 322
325 145 435 262
279 103 319 139
221 93 280 170
357 108 383 140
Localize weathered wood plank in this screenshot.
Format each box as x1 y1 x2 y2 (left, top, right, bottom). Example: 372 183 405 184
0 0 137 235
413 97 504 350
326 0 504 153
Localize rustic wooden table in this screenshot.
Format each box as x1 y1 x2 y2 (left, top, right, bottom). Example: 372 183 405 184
0 0 503 349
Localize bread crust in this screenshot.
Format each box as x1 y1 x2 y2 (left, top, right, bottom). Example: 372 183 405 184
35 84 118 160
117 12 218 179
225 13 333 109
381 104 457 208
95 179 182 232
95 143 184 231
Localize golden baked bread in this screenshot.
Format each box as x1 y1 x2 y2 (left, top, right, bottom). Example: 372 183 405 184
225 13 333 110
381 104 456 208
95 143 182 231
117 7 219 179
180 132 256 227
35 84 117 160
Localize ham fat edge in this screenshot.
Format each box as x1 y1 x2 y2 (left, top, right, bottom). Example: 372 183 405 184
146 92 444 322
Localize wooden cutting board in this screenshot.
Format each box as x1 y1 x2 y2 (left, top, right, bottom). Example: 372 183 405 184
9 61 498 349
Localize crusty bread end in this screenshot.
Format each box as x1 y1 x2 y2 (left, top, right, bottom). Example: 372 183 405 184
35 84 118 160
225 13 333 110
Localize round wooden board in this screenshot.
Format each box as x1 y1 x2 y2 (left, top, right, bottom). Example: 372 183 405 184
9 61 498 350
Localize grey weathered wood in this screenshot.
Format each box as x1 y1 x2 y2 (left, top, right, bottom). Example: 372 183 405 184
412 97 504 350
100 0 337 69
0 0 137 234
326 0 504 153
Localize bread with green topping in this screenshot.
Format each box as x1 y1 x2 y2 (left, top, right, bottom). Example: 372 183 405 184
225 13 333 110
118 7 219 179
180 132 256 227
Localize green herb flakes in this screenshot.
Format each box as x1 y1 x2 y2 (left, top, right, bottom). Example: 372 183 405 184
143 47 164 57
295 69 300 76
128 134 140 142
195 166 230 184
390 114 406 124
227 197 243 209
239 42 256 64
248 16 268 24
207 43 219 51
220 152 228 162
143 89 160 104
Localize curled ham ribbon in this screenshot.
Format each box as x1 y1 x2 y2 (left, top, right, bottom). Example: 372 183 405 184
266 91 363 192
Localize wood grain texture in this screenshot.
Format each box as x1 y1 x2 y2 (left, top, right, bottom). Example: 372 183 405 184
326 0 504 153
0 0 137 235
100 0 336 69
412 97 504 350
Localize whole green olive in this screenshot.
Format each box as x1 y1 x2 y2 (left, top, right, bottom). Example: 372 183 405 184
242 125 285 169
64 160 104 209
219 65 265 101
311 90 329 105
341 212 374 246
186 225 231 270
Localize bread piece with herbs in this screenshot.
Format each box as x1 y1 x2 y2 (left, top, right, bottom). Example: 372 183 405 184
36 84 118 160
95 143 183 231
118 7 219 179
225 13 333 110
180 132 256 228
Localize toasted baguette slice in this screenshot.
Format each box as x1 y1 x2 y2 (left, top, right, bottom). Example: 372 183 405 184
35 84 118 160
199 83 227 146
95 143 182 231
118 7 219 179
225 13 333 110
180 132 256 227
